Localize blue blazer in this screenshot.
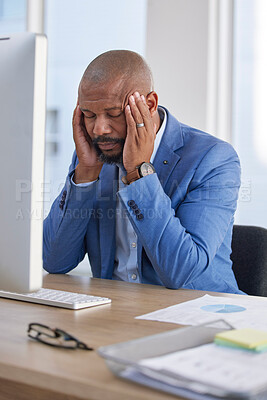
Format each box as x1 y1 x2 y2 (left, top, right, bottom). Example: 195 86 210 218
43 107 242 294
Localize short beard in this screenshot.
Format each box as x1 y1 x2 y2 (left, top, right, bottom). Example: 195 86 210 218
92 136 125 165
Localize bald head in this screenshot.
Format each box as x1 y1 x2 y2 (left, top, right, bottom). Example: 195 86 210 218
77 50 160 165
80 50 154 94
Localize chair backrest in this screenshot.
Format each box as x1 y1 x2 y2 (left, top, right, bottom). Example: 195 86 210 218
231 225 267 296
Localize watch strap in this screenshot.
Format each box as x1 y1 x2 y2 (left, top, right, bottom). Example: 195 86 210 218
121 167 141 185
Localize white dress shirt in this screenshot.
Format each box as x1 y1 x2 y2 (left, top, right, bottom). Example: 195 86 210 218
72 107 167 282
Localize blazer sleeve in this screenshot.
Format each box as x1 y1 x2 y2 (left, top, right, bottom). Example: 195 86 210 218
43 151 99 273
117 142 241 289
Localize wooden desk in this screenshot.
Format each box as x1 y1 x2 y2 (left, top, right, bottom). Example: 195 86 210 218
0 275 235 400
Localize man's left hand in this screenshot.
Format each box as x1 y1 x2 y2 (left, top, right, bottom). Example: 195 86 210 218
123 92 157 173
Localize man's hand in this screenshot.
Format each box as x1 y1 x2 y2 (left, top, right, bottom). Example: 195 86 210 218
72 104 103 183
123 92 157 173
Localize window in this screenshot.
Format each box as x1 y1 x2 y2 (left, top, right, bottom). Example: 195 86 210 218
232 0 267 228
0 0 26 35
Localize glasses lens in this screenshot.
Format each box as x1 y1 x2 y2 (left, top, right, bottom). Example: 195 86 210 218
39 335 78 348
29 323 57 337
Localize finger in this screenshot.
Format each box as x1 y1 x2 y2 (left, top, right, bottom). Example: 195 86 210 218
125 104 136 131
134 93 153 130
73 106 88 142
125 104 141 141
72 105 82 129
129 95 144 128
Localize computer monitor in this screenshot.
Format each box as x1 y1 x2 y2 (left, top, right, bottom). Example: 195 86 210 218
0 32 47 292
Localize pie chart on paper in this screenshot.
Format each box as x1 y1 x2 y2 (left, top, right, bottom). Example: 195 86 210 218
200 304 246 313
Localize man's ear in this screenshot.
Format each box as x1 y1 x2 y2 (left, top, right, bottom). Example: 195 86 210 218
146 91 158 116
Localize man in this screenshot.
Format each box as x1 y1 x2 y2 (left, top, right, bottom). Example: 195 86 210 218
43 50 243 294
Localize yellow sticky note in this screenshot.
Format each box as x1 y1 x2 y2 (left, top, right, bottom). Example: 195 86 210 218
215 329 267 350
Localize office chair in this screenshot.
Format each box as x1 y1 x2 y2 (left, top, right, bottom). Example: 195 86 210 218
231 225 267 296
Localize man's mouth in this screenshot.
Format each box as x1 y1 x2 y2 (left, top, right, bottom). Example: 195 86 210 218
92 137 125 164
93 137 125 152
97 142 120 151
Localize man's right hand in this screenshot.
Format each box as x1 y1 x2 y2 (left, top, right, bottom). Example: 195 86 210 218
72 104 103 183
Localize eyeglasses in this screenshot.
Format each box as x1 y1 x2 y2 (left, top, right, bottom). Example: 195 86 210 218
27 323 93 350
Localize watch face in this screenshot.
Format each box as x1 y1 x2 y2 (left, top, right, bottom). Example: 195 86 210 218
140 163 155 176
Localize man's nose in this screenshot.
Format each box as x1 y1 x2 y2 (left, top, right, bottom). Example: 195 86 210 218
93 116 112 136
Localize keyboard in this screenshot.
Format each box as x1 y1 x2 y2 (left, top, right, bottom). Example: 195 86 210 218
0 288 111 310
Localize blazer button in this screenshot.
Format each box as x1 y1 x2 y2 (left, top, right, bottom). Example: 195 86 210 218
136 213 144 221
134 209 141 215
127 200 136 207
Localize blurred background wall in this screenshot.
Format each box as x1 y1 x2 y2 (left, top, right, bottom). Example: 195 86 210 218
1 0 266 275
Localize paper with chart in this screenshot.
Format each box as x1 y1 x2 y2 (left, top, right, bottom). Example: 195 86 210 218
136 294 267 330
138 342 267 396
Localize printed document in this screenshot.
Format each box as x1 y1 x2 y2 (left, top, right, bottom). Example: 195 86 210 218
136 294 267 330
138 342 267 396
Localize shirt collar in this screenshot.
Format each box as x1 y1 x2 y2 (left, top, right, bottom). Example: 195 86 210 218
150 106 167 163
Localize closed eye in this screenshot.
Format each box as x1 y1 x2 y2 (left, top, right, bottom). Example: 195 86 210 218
107 113 122 118
84 114 96 119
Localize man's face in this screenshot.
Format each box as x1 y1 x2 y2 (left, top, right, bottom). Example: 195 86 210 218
78 78 133 164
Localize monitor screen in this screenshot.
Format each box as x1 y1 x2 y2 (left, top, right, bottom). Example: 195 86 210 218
0 32 47 292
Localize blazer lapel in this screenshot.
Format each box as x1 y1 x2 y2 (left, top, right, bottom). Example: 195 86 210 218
153 107 184 189
137 108 185 273
153 141 181 188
